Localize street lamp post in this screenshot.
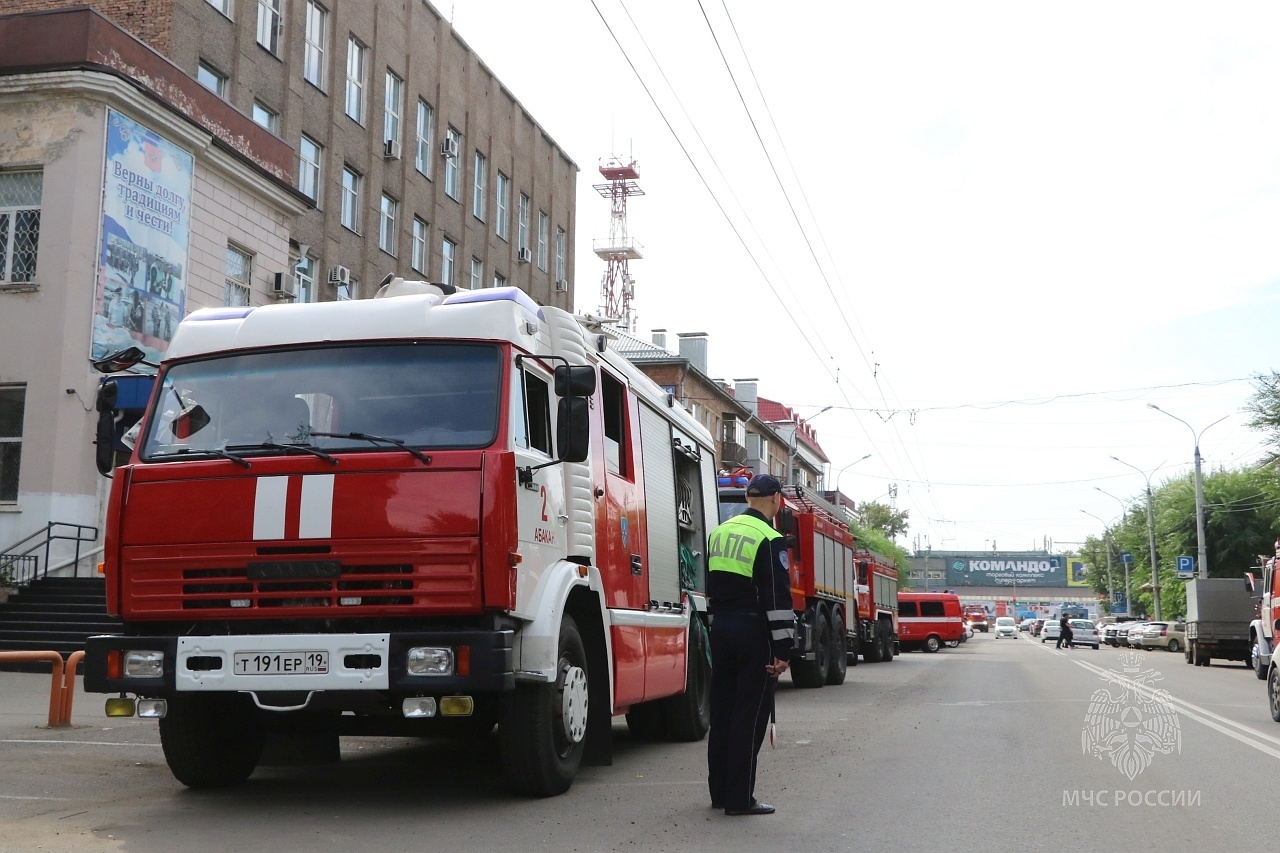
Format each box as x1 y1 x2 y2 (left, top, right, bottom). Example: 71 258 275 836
832 454 872 497
1111 456 1163 620
1147 405 1227 580
1081 510 1115 612
787 405 832 486
1095 487 1132 615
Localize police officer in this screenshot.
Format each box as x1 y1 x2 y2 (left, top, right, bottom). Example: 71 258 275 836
706 473 795 816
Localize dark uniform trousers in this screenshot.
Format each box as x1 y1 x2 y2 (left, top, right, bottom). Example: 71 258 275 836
707 611 774 810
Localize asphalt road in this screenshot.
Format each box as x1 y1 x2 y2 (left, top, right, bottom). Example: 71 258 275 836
2 633 1276 852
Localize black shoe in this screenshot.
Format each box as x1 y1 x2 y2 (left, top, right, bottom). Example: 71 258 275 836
725 800 775 816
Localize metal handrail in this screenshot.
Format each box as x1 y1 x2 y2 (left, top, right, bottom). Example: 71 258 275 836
0 522 99 585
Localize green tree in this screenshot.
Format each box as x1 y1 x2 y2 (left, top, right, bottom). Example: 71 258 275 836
1246 371 1280 462
859 501 910 541
847 521 911 584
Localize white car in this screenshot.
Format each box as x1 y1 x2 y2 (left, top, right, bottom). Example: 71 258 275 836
994 616 1017 638
1069 619 1101 649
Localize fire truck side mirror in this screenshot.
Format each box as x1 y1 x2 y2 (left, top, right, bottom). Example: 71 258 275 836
557 397 590 463
554 364 596 398
95 380 119 413
95 409 116 476
777 506 796 536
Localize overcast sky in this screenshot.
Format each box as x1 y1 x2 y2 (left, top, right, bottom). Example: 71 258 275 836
451 0 1280 554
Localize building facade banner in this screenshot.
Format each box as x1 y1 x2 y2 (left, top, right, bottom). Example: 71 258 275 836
92 109 193 363
945 555 1066 588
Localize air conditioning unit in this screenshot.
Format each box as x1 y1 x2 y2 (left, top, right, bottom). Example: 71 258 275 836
327 264 350 286
554 278 569 293
271 271 297 298
440 137 458 159
383 138 401 160
517 247 532 264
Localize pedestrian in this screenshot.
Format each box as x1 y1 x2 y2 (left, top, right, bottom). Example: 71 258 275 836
1057 613 1071 650
706 473 795 816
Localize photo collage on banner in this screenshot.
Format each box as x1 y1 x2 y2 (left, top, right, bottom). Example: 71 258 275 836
92 109 194 363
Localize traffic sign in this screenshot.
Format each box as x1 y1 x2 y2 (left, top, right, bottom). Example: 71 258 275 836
1112 591 1128 615
1177 556 1195 579
1120 550 1133 564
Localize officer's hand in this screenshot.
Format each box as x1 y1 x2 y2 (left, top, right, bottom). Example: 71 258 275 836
766 658 789 676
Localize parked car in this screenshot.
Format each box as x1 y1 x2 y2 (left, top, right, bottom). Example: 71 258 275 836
1103 623 1124 646
1114 621 1145 647
994 616 1018 638
1030 618 1046 637
1069 619 1101 649
1018 618 1035 633
1137 621 1185 652
1124 622 1153 648
1041 619 1061 643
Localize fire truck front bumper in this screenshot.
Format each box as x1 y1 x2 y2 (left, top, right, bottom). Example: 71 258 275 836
84 630 514 696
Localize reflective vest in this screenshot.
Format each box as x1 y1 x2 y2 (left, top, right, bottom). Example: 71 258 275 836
708 514 781 578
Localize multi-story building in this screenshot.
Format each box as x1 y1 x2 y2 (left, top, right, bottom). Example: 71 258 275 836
0 1 578 569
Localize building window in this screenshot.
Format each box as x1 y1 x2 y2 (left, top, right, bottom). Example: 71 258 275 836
340 166 361 232
411 217 428 273
336 280 356 301
472 152 487 221
256 0 282 55
251 101 278 133
205 0 231 17
379 194 398 255
197 61 227 97
554 227 566 284
0 171 42 284
384 69 403 145
0 385 24 503
441 237 456 286
294 255 316 303
495 172 510 241
493 271 505 289
443 127 461 200
414 100 434 176
344 36 366 123
298 135 322 203
536 211 548 271
225 244 252 306
303 1 328 88
470 257 483 290
517 193 530 253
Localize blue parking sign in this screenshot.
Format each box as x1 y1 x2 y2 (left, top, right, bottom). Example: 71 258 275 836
1120 550 1133 564
1177 555 1194 579
1112 592 1127 615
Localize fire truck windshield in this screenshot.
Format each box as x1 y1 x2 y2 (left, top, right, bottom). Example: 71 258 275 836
139 342 502 460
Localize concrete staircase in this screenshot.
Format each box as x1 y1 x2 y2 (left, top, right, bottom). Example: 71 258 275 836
0 577 120 672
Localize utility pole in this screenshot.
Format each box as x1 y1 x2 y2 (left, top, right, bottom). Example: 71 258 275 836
1112 457 1163 620
1081 510 1114 612
1147 405 1227 580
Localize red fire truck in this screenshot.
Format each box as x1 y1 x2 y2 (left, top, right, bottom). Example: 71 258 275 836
84 281 720 796
718 479 899 687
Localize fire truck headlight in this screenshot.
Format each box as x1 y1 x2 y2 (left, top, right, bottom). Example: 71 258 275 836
137 698 168 718
402 697 437 718
123 650 165 679
406 647 454 676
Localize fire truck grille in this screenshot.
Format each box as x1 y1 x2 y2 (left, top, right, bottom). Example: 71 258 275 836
181 564 416 609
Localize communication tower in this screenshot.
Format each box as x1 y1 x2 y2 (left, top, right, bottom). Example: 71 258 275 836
593 158 644 331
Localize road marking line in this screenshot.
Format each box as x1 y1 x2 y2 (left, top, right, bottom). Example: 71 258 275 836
1072 658 1280 760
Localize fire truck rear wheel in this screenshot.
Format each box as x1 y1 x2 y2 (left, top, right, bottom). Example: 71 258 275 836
790 609 831 688
880 624 895 662
500 615 588 796
159 693 264 788
663 614 711 741
863 626 884 663
924 634 941 653
825 609 848 686
1268 666 1280 722
1253 644 1268 680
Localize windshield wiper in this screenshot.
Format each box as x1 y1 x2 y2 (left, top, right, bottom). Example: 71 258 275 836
150 447 251 468
309 432 431 464
226 442 340 466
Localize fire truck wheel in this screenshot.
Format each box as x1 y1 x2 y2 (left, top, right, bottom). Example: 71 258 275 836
663 615 712 741
790 609 831 688
863 627 884 663
1269 666 1280 722
159 694 264 788
923 634 942 653
846 632 859 667
1253 644 1268 680
880 621 895 662
825 610 848 686
500 615 588 796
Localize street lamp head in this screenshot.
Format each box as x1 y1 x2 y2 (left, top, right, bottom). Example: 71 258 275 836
1146 403 1160 411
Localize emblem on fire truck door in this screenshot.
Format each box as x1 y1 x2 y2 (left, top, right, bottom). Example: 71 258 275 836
1081 652 1181 780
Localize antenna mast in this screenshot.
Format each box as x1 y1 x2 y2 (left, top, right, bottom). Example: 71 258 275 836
593 158 644 331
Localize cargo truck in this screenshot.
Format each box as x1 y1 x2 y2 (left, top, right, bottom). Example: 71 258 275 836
1184 577 1254 668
